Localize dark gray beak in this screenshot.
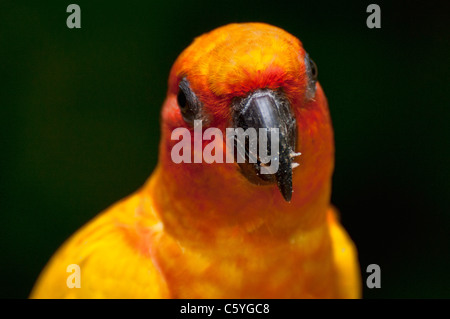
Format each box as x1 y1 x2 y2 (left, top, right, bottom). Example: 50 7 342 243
231 89 299 202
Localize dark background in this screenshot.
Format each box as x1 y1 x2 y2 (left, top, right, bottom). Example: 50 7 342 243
1 1 449 298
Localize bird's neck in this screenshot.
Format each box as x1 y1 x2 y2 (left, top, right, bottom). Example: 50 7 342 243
141 161 333 248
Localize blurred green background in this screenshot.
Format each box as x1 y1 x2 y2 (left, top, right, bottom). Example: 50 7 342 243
1 1 449 298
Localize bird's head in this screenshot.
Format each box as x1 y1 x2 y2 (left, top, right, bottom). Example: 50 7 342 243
151 23 334 239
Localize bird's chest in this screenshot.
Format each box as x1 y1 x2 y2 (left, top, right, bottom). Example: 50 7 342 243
154 231 336 298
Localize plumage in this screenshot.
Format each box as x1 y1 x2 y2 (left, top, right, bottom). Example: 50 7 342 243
31 23 361 299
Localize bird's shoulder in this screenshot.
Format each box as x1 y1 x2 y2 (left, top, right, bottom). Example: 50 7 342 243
327 206 362 298
30 191 169 298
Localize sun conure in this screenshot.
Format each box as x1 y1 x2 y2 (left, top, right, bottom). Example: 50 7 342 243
30 22 361 298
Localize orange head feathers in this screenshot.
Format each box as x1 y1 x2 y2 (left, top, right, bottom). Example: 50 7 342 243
165 23 312 128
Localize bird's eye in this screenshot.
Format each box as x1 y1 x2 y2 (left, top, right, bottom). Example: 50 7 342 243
177 89 187 111
177 78 202 124
309 58 318 82
305 53 318 99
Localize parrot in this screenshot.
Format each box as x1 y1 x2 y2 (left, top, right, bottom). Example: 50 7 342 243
30 22 361 298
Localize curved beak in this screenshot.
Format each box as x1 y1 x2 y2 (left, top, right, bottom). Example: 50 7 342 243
231 89 299 202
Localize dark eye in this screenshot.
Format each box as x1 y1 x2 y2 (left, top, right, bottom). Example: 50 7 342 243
305 53 318 99
177 89 187 111
177 78 202 124
309 58 318 81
